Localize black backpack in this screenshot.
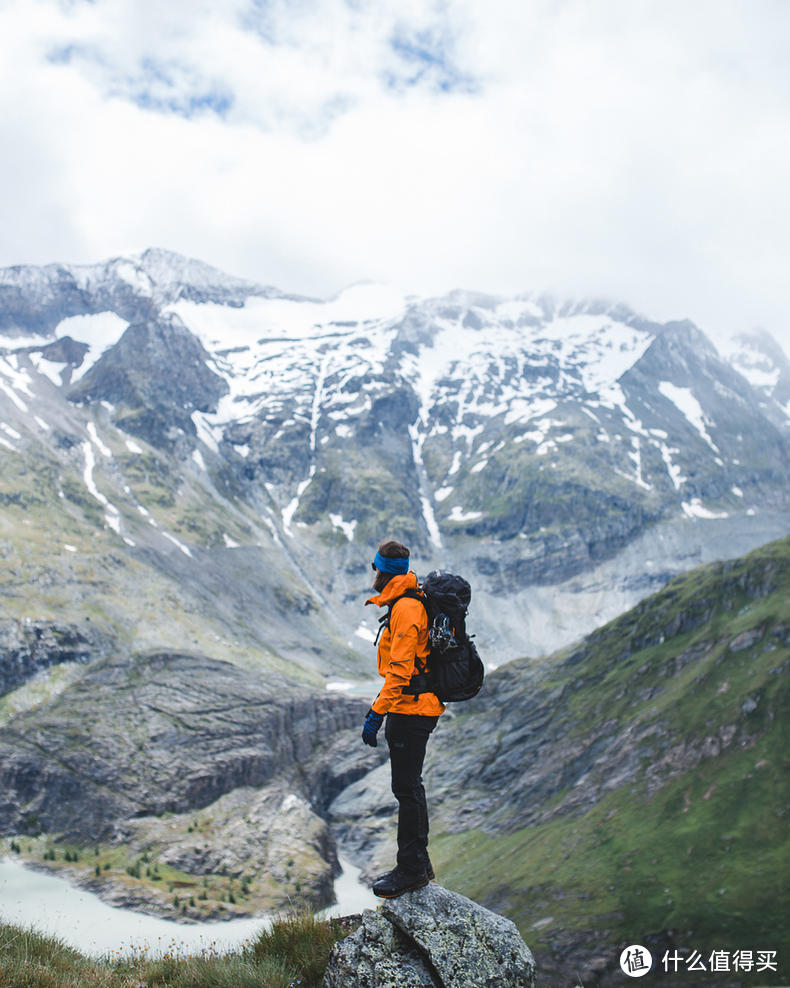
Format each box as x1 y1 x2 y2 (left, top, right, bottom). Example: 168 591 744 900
375 570 485 703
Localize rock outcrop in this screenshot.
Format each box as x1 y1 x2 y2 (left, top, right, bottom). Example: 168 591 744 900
0 649 380 842
0 619 112 697
323 884 536 988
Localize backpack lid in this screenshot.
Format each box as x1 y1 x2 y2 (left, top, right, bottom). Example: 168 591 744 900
421 570 471 613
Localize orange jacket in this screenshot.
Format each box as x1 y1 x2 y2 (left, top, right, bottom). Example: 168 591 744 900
366 571 445 717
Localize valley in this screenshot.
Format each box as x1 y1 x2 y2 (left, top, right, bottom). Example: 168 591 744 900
1 249 788 983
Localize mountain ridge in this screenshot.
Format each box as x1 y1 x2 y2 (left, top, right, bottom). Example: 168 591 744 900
2 248 790 666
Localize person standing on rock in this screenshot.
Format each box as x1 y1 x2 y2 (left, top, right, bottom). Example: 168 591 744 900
361 539 445 898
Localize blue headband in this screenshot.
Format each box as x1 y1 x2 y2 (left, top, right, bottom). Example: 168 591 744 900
374 552 409 574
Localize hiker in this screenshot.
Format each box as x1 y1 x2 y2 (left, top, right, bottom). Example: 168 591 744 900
361 539 444 898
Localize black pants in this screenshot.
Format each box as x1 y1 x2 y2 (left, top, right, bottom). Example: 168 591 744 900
385 712 438 874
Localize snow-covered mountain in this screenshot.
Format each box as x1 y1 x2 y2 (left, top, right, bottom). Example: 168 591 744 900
1 249 790 666
720 328 790 424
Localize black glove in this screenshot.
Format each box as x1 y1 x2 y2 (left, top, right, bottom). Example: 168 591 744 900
362 708 384 747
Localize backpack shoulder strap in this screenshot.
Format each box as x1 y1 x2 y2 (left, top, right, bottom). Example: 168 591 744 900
372 590 428 646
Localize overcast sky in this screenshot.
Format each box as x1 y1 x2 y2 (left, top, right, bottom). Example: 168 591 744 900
1 0 789 348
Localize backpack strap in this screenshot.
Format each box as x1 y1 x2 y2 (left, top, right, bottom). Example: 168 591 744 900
373 590 426 641
372 591 430 685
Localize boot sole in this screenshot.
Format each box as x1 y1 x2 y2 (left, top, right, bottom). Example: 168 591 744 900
372 876 430 898
374 871 435 883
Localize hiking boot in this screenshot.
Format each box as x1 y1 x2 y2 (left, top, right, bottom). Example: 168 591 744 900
374 861 435 883
372 866 429 898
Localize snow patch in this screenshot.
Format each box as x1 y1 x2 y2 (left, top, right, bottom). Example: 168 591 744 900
658 382 718 451
192 412 221 454
87 422 111 457
682 499 729 520
162 531 193 557
170 285 406 352
29 353 68 386
722 336 782 392
534 315 653 394
282 483 308 534
81 442 109 507
408 422 443 548
329 513 357 541
0 377 29 412
448 506 483 522
192 449 207 471
0 357 34 397
447 451 463 476
0 333 51 348
81 442 124 536
658 443 685 490
56 312 128 383
627 437 652 490
505 397 556 426
223 533 240 548
125 438 143 453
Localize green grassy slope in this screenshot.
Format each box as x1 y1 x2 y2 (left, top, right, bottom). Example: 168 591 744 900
431 535 790 983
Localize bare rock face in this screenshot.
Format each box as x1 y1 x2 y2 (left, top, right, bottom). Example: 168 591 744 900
0 649 374 842
325 910 437 988
323 883 536 988
0 619 112 697
68 312 229 452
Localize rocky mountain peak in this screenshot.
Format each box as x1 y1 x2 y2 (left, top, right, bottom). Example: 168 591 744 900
68 311 229 451
130 248 282 307
2 248 790 663
724 327 790 413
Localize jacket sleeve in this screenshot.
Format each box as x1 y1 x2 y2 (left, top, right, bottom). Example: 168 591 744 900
370 601 422 714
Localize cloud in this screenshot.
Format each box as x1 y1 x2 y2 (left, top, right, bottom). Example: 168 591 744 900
0 0 789 350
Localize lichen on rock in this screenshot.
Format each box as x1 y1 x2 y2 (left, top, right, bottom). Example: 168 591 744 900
323 883 536 988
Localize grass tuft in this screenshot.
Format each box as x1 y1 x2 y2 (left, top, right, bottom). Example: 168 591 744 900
0 912 360 987
247 911 360 988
